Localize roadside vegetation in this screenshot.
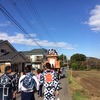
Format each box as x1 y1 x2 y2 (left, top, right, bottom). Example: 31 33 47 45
59 53 100 100
70 53 100 71
67 70 100 100
67 70 88 100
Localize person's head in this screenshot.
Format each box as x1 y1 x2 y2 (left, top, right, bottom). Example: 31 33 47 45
54 68 57 72
37 69 41 74
25 65 32 73
45 62 51 70
5 66 12 74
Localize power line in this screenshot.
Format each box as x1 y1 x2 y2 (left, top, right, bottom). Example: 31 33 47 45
28 0 61 53
25 0 55 41
0 1 62 55
10 0 53 43
9 0 43 40
11 0 61 54
0 3 44 49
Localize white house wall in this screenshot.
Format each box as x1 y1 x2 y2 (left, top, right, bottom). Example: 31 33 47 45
30 54 43 62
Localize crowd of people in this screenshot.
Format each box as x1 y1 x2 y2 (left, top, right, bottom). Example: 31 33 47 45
0 62 62 100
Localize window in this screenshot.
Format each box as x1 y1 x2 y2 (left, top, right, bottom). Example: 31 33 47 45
1 49 6 53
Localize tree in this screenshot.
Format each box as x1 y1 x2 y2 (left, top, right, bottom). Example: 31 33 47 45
70 53 86 70
71 63 78 70
58 54 67 67
83 57 100 70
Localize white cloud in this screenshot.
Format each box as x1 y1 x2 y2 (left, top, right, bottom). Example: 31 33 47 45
0 21 11 27
86 5 100 32
29 33 37 37
0 32 74 50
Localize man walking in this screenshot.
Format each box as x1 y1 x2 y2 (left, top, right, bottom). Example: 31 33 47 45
18 65 39 100
40 62 60 100
0 66 16 100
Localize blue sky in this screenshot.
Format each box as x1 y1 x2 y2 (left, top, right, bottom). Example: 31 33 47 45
0 0 100 59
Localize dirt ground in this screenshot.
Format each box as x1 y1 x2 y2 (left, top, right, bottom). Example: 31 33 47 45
72 70 100 100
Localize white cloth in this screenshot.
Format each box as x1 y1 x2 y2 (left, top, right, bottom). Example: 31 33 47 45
18 73 39 92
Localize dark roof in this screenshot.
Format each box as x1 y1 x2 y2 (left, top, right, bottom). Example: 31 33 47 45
21 51 31 55
22 48 47 55
0 40 17 52
0 52 26 62
0 40 30 62
0 40 6 44
31 49 47 54
0 40 3 43
0 52 18 61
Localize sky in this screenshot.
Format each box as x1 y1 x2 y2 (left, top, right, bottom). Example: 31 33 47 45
0 0 100 59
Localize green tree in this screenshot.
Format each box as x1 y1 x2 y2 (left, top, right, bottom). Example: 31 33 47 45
71 63 78 70
58 54 67 67
70 53 86 70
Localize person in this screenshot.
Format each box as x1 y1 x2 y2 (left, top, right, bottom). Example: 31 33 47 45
36 69 43 97
61 67 66 78
54 69 59 80
13 71 20 95
18 65 39 100
0 66 16 100
40 62 60 100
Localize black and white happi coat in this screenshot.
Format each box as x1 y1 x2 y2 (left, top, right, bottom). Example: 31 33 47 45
40 70 59 100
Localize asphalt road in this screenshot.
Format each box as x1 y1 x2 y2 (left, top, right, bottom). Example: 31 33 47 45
16 77 72 100
59 78 72 100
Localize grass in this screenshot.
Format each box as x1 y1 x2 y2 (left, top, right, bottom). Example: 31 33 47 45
72 90 88 100
67 70 88 100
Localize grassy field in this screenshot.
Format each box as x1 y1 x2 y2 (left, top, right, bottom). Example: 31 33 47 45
68 70 100 100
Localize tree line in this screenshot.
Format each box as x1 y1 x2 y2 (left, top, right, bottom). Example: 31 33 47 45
58 53 100 70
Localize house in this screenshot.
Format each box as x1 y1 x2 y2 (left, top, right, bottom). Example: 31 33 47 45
0 40 28 73
22 49 47 69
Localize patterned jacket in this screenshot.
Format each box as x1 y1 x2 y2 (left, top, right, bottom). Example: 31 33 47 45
40 69 60 100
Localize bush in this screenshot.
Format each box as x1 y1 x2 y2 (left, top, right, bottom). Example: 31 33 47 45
71 63 78 70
